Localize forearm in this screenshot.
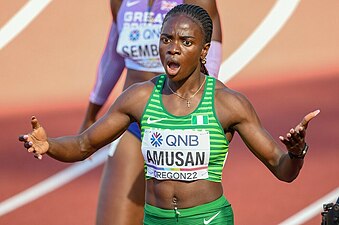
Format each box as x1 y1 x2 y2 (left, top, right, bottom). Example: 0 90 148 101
46 135 94 162
275 152 304 182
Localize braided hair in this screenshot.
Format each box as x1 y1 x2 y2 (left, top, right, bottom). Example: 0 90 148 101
162 4 213 75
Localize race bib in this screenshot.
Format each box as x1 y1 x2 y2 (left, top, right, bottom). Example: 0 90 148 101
142 129 210 181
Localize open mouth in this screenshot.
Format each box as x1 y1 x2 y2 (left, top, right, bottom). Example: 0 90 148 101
166 61 181 75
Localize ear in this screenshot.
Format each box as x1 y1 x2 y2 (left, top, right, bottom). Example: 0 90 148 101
200 42 211 61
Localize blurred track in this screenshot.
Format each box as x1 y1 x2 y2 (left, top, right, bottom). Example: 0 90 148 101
1 1 338 224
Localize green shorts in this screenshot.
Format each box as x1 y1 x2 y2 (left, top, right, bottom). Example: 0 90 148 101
143 195 234 225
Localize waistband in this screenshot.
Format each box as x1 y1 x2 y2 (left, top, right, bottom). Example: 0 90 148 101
144 195 230 218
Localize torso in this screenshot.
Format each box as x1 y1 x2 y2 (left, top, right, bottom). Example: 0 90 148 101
140 75 228 208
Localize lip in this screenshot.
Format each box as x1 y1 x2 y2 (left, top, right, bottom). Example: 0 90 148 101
166 58 181 76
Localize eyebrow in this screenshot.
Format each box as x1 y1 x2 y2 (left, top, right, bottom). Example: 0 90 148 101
161 33 195 39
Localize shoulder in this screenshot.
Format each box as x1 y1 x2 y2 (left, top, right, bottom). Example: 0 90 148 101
122 76 159 101
214 79 249 105
112 76 160 120
213 79 256 126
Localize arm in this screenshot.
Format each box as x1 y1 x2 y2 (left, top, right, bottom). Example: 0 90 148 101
19 81 153 162
217 87 319 182
79 22 125 133
185 0 222 78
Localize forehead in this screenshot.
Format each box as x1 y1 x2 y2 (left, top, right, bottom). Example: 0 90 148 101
162 14 202 35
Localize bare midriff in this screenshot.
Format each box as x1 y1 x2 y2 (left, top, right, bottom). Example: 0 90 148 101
146 179 223 209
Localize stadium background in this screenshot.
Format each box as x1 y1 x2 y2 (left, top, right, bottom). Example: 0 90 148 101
1 0 338 224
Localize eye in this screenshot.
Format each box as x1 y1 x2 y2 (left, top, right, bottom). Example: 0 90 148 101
161 37 171 44
182 40 192 47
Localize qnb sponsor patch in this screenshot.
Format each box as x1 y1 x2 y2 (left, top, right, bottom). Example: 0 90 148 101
117 26 162 62
142 129 210 181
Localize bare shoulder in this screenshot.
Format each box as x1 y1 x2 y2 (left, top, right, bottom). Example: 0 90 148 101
124 76 158 97
214 79 257 128
113 76 159 118
214 79 249 105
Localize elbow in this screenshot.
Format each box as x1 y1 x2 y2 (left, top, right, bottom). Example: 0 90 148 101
280 177 296 183
277 171 300 183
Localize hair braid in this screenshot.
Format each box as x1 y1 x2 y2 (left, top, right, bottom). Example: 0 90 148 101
162 4 213 75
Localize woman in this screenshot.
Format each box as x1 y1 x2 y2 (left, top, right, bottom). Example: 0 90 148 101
20 4 319 224
79 0 222 224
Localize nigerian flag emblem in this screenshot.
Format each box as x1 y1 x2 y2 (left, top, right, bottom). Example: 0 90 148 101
191 115 209 125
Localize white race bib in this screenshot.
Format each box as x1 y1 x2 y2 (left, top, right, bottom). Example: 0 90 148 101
142 129 210 181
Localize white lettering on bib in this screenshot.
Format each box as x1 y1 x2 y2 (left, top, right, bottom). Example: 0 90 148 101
142 129 210 181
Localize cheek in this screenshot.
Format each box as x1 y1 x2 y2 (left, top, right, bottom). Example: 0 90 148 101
182 49 201 65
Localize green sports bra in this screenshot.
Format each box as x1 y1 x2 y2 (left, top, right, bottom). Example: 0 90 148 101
140 74 229 182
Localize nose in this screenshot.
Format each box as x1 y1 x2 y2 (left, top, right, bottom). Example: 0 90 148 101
167 41 180 55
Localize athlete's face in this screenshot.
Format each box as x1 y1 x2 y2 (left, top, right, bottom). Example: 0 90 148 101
159 14 209 80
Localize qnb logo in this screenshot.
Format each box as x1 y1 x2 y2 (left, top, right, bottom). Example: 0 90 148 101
150 132 163 147
129 30 140 41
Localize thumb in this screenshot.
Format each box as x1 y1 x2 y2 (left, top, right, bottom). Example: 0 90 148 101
31 116 41 130
299 109 320 129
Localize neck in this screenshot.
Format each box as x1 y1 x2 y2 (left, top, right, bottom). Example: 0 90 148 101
167 74 206 100
168 74 205 95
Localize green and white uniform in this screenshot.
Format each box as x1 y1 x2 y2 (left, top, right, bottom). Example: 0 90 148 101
141 75 234 224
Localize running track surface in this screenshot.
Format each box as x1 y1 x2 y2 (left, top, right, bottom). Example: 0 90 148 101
1 1 338 224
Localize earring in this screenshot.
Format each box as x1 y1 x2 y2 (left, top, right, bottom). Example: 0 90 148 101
201 58 206 64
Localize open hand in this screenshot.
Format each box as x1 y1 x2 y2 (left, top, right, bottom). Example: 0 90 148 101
18 116 49 160
279 109 320 155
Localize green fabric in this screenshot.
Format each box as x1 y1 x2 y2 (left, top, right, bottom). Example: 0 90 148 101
143 195 234 225
140 75 229 182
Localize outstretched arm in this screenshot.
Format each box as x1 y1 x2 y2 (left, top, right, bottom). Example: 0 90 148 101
18 82 151 162
240 105 319 182
218 88 320 182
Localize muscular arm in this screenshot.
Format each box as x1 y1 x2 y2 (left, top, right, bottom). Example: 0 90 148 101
21 81 154 162
215 84 318 182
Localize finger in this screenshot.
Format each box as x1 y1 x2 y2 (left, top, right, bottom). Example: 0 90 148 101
279 136 292 147
18 135 28 142
289 128 304 142
34 153 43 160
31 116 41 130
27 146 35 153
300 109 320 129
24 141 32 149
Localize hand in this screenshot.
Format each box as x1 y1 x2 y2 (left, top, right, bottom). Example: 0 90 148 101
18 116 49 160
279 109 320 155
